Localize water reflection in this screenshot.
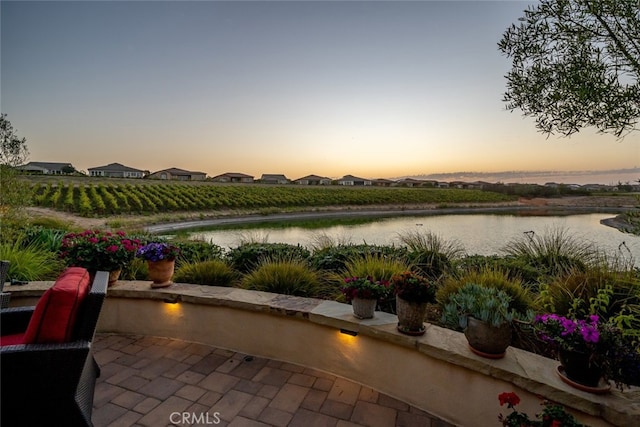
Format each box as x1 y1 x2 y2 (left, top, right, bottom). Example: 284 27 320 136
188 213 639 265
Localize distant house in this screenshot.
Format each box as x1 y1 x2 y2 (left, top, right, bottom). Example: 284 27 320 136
147 167 206 181
294 174 332 185
436 182 449 188
211 172 254 183
372 178 394 187
395 178 423 187
337 175 372 186
18 161 74 175
260 174 290 184
88 162 145 178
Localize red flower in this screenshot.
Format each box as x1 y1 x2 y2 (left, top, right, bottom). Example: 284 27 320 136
498 392 520 408
551 420 561 427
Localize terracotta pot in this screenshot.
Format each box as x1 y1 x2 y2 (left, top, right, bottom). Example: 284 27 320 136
108 269 122 286
396 296 427 335
558 349 603 388
464 316 512 358
351 297 376 319
147 259 175 288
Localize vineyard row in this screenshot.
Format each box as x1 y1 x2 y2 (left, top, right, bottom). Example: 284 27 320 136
30 182 514 216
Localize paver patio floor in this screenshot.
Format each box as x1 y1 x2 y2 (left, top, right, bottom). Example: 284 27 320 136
92 333 453 427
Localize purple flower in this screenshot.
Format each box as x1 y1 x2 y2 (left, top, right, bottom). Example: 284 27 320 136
581 325 600 343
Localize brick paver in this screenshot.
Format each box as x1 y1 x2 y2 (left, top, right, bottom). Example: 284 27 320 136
92 333 453 426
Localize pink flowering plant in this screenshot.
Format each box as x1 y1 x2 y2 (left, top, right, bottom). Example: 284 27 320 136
533 313 640 389
341 276 390 303
533 313 601 354
60 230 141 271
498 392 583 427
136 242 181 262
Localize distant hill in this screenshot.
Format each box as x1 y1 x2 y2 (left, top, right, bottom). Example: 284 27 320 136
397 168 640 186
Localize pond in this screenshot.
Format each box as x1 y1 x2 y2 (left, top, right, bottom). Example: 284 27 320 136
184 212 640 264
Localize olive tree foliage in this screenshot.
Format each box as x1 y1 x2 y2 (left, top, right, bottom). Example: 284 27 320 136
1 113 30 233
498 0 640 138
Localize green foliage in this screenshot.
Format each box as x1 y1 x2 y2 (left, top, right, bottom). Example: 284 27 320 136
59 230 141 271
1 114 31 232
499 391 584 427
391 271 436 303
171 239 224 266
502 228 596 278
438 267 535 316
336 253 410 284
455 255 541 285
441 283 531 329
537 267 640 327
340 276 391 302
174 260 239 287
28 177 515 216
499 0 640 138
0 238 64 281
308 243 407 273
226 242 311 273
19 225 68 252
398 230 464 279
241 257 324 298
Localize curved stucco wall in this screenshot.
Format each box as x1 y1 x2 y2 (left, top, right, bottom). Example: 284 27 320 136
7 280 638 426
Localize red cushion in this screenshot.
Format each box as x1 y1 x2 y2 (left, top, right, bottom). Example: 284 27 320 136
22 267 91 343
0 333 26 346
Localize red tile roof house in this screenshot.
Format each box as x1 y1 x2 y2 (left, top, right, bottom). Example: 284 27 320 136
17 161 75 175
260 174 290 184
211 172 254 183
147 167 207 181
87 162 145 178
293 174 332 185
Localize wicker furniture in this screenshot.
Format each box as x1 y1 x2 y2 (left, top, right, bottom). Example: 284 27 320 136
0 270 109 427
0 260 9 308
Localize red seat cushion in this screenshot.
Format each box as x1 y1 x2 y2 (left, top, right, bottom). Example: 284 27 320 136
22 267 91 343
0 333 26 346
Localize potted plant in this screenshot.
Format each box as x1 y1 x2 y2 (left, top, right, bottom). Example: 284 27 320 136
59 230 141 285
442 284 532 358
497 391 584 426
341 276 390 319
391 271 436 335
533 313 639 391
136 242 181 288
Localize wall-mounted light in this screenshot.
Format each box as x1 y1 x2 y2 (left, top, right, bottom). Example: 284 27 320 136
163 295 180 304
340 328 358 337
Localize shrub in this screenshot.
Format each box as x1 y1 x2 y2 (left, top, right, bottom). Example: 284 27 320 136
172 239 224 265
336 253 410 285
437 267 535 316
19 225 68 252
174 260 239 287
455 255 541 286
502 228 596 278
0 238 64 281
309 243 407 273
537 266 640 326
398 230 464 279
227 243 311 273
241 257 324 298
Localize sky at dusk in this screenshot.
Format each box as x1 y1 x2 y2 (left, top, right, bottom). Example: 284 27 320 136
2 0 638 183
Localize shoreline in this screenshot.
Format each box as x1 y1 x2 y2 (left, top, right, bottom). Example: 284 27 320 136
144 204 632 234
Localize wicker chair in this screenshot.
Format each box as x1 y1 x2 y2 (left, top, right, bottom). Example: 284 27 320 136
0 270 109 427
0 260 10 308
